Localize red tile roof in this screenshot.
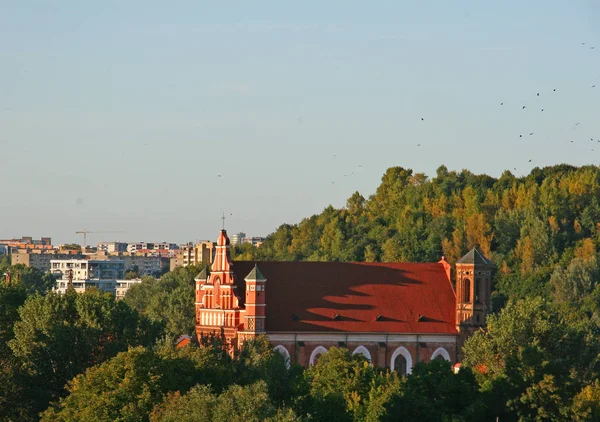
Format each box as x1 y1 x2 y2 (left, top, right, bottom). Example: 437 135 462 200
231 261 457 335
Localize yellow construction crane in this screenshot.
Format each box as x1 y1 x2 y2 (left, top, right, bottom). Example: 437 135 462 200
75 229 124 251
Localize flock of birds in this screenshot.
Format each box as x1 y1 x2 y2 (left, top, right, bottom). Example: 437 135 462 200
213 42 598 185
417 42 599 172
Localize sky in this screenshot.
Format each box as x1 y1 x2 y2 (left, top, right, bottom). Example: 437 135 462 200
1 1 599 245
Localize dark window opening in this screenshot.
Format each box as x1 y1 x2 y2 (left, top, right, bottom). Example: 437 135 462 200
394 354 408 375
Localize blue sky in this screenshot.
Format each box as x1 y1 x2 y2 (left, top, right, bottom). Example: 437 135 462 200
1 1 599 245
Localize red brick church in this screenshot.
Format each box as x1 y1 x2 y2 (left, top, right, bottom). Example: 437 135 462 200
195 229 493 374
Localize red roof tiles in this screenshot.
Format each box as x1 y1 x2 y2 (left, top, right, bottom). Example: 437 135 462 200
232 261 457 335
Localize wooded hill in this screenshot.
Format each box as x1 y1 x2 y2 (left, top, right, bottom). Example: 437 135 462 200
236 164 600 305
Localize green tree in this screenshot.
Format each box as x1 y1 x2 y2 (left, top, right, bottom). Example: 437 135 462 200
150 381 300 422
5 264 55 294
41 346 201 422
9 289 161 417
125 266 201 338
392 359 485 421
462 297 600 420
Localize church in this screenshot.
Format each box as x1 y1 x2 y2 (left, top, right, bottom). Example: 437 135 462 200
195 229 493 374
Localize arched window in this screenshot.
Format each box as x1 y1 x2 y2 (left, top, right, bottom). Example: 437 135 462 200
431 347 451 362
390 347 413 375
394 354 407 375
463 279 471 302
273 345 291 369
309 346 327 366
352 345 372 362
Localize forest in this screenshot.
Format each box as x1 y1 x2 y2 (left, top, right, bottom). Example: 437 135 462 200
2 164 600 421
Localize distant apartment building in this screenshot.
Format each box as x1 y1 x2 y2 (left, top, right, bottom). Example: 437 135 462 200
169 241 215 271
1 236 54 253
116 278 143 300
230 232 246 246
126 242 178 255
97 242 128 253
242 236 266 247
89 251 164 276
0 236 52 246
51 259 125 295
11 249 84 272
182 241 215 267
170 250 184 272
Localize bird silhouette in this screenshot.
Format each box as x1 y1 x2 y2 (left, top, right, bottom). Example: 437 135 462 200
519 135 522 138
541 109 544 112
528 159 532 162
530 133 534 136
522 106 526 109
421 117 424 121
537 93 540 96
500 102 504 105
593 85 596 88
218 174 222 178
553 88 556 91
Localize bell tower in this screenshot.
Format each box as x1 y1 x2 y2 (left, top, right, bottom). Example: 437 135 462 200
455 248 493 333
241 264 267 340
195 230 242 349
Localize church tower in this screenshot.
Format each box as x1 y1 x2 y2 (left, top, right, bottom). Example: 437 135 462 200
242 264 267 338
195 230 242 349
455 248 493 333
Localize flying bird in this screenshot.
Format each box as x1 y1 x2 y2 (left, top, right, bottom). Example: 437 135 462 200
522 106 526 109
528 159 532 162
421 117 424 121
553 88 556 91
537 93 540 96
541 109 544 112
500 102 504 105
519 135 522 138
530 133 534 136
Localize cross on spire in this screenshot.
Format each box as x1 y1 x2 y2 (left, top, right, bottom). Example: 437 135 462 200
221 212 226 230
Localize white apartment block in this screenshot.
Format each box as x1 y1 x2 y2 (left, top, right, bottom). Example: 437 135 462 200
51 259 125 295
116 278 143 300
97 242 128 253
230 232 246 246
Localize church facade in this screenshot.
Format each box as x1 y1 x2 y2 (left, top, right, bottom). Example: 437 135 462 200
195 229 493 374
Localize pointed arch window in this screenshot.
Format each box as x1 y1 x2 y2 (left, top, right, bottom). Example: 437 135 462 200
463 279 471 302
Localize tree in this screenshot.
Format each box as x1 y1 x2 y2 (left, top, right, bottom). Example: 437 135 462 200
570 379 600 422
9 289 162 417
125 266 200 338
550 256 600 304
125 265 140 280
392 359 485 421
5 264 55 294
41 346 202 422
462 297 600 420
150 381 300 422
304 346 403 421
